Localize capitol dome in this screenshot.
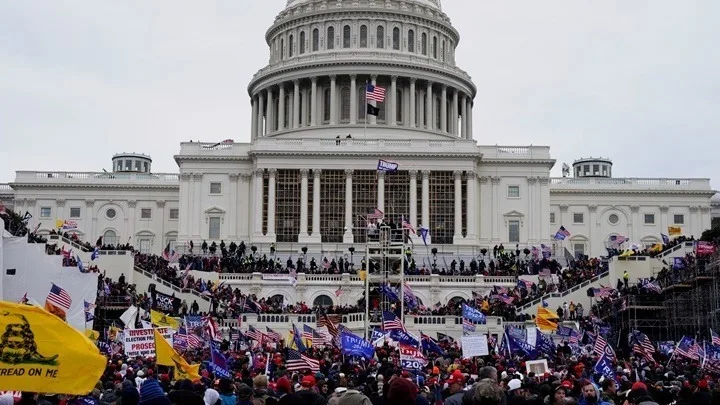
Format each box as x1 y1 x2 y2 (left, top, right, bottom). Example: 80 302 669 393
248 0 475 141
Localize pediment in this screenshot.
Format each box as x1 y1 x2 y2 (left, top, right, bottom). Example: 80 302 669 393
204 206 226 214
503 210 525 218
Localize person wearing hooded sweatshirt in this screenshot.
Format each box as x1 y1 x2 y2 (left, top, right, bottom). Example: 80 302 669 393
217 378 237 405
337 379 372 405
577 382 611 405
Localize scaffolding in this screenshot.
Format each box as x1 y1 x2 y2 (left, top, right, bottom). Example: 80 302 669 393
609 254 720 343
363 224 409 339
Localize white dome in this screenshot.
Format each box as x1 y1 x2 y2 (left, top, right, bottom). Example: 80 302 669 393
711 193 720 203
285 0 442 10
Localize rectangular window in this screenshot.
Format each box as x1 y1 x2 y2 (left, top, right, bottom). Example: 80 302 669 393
140 208 152 219
69 207 81 218
40 207 51 218
550 212 556 224
673 214 684 224
169 208 179 220
209 217 221 239
210 182 222 194
507 185 520 198
508 220 520 243
573 243 585 257
573 213 584 224
644 214 655 225
139 239 151 254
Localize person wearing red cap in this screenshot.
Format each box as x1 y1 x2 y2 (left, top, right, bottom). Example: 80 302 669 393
626 382 658 405
293 376 326 405
691 379 711 404
444 371 465 405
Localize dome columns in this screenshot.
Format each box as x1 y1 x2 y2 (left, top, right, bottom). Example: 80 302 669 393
249 74 474 140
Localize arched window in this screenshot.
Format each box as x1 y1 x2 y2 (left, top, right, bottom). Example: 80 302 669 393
268 294 285 305
313 295 333 307
103 229 117 246
358 85 367 121
299 31 306 54
312 28 319 51
360 25 367 48
323 88 331 123
343 25 351 48
421 33 427 55
280 38 285 60
396 89 403 124
408 29 415 52
376 26 384 48
327 26 335 50
435 95 441 130
289 34 294 57
433 36 437 58
340 87 351 122
392 27 400 50
448 296 466 306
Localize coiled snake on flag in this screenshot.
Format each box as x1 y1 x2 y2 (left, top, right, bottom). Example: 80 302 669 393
0 311 58 365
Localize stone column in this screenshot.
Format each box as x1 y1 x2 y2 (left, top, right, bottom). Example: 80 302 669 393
370 75 378 125
277 85 286 131
377 171 385 212
257 92 265 138
312 169 321 238
409 170 418 227
452 89 459 135
466 171 476 241
310 77 318 126
253 169 264 236
538 177 551 245
343 169 354 243
660 206 669 236
266 87 275 133
84 199 95 241
350 74 357 125
453 170 463 241
630 205 640 242
192 173 202 240
55 199 66 225
588 204 597 255
426 81 433 130
479 176 491 243
239 173 251 241
390 76 397 126
251 96 258 140
491 176 501 242
127 200 136 245
467 98 473 140
690 206 700 236
267 169 277 238
330 75 337 125
460 93 467 139
421 170 430 229
409 78 416 128
440 85 447 133
228 173 239 239
293 80 300 129
301 88 309 127
299 169 309 237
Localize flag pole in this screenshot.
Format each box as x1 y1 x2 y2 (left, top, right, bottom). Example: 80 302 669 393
364 80 368 139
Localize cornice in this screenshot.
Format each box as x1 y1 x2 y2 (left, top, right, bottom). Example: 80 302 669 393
247 150 482 158
549 189 717 197
11 184 179 191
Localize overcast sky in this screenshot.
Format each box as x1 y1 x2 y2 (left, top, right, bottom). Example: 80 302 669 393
1 1 718 188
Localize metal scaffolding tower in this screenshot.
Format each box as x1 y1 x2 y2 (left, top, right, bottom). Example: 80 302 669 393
363 224 408 339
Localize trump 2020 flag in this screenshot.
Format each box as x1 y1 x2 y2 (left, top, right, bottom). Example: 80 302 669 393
340 331 375 360
210 342 231 379
377 159 399 173
0 301 106 395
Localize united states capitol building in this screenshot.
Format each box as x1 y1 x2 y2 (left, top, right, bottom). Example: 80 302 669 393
1 0 717 261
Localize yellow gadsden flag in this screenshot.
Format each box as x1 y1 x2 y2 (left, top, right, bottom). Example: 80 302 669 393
154 329 201 380
668 226 682 237
535 306 559 331
0 301 106 395
150 309 180 330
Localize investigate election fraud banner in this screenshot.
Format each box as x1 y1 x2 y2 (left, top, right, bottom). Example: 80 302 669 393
123 327 173 358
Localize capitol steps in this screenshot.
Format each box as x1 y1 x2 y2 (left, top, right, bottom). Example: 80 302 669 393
516 270 611 316
132 265 212 312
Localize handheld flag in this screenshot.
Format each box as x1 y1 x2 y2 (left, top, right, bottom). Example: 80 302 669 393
0 301 106 395
154 329 200 380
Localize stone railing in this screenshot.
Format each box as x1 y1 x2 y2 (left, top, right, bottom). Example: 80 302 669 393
517 270 610 312
550 177 711 190
133 266 210 302
0 183 12 193
217 312 367 330
14 171 179 185
218 272 518 287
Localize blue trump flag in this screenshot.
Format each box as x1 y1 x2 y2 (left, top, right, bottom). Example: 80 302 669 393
462 304 486 324
504 329 538 359
594 352 615 380
535 330 556 355
210 342 232 378
389 329 419 347
421 332 446 355
341 331 375 360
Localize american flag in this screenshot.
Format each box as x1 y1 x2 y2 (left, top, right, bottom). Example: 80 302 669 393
593 335 616 361
179 327 204 349
47 283 72 311
569 332 579 346
202 315 221 342
367 208 384 220
317 313 341 329
246 325 266 343
631 330 656 362
265 327 282 342
286 349 320 372
644 281 662 294
228 328 241 341
382 311 406 332
162 242 180 263
675 336 699 361
462 317 476 332
302 324 315 343
711 329 720 346
593 287 614 299
244 298 259 312
402 218 416 234
558 226 571 237
312 329 331 346
365 83 386 103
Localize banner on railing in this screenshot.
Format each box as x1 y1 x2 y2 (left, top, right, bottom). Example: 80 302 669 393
153 291 180 313
123 327 173 358
261 274 295 283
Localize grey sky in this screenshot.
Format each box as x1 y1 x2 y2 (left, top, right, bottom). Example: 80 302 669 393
1 1 718 189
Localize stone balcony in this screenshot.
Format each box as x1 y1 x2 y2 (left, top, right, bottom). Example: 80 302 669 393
12 171 179 187
549 177 712 192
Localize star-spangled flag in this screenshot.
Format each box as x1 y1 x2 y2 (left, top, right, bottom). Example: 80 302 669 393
286 348 320 372
382 311 406 332
366 83 386 103
712 329 720 347
84 300 95 322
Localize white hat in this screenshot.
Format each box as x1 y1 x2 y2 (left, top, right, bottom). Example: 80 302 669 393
507 379 522 391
